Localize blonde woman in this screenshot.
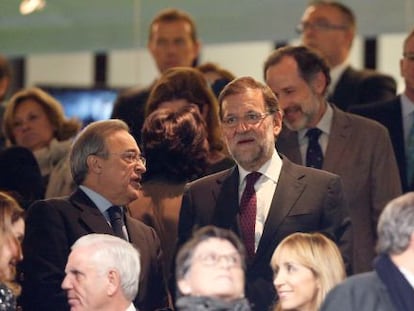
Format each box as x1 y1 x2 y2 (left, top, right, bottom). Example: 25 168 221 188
0 192 25 310
271 232 345 311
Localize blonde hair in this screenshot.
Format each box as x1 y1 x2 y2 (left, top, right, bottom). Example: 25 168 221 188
271 232 345 311
3 87 81 145
0 191 24 295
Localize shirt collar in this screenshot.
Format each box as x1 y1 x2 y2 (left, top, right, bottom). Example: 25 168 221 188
79 185 113 214
238 149 282 185
298 104 333 141
328 60 349 95
401 93 414 118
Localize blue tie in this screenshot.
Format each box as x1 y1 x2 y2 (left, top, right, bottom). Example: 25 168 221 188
306 128 323 169
107 206 127 240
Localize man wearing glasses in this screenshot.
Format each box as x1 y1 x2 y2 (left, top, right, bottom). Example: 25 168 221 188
21 120 169 311
350 29 414 193
297 1 396 110
177 76 352 311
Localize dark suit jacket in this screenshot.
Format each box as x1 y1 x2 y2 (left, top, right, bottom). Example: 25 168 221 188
277 106 402 273
330 66 396 111
178 155 352 311
350 96 411 192
320 272 396 311
21 188 168 311
111 83 154 145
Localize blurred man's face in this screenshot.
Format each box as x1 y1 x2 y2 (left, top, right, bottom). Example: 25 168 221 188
299 5 353 67
148 20 200 73
401 35 414 98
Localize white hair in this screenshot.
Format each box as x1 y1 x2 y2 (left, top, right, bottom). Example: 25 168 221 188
72 233 140 301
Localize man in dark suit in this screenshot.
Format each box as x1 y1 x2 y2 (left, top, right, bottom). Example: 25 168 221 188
350 29 414 193
264 45 402 273
177 76 352 311
297 1 396 111
111 8 200 144
20 120 169 311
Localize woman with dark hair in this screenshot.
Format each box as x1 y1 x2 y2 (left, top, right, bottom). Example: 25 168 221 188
175 225 251 311
3 87 81 198
145 67 234 176
0 192 25 311
129 105 209 279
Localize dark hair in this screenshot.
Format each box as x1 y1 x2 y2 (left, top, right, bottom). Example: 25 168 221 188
142 105 209 182
218 76 279 118
197 62 236 82
148 8 198 44
145 67 224 153
3 87 81 145
263 45 331 95
175 226 246 282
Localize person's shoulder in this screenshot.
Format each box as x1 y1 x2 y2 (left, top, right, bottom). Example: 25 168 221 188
345 66 394 82
342 108 390 132
116 84 153 104
349 97 400 115
187 167 235 189
282 155 339 181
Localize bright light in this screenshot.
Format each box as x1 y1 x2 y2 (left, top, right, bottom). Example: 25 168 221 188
20 0 46 15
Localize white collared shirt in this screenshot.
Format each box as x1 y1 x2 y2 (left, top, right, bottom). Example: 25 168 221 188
125 303 136 311
401 93 414 143
328 60 349 97
238 150 282 250
297 104 333 165
399 266 414 290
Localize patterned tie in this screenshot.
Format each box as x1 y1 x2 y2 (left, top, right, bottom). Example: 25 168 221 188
239 172 261 260
306 128 323 169
406 120 414 186
107 206 127 240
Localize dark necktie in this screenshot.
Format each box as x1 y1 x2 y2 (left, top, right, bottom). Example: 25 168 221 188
306 128 323 169
239 172 261 260
107 205 127 240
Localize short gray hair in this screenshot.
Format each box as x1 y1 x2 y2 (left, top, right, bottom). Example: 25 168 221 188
72 233 140 301
70 119 130 185
376 193 414 255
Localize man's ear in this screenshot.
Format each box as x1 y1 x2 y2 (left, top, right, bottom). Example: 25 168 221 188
177 278 192 296
87 155 103 174
272 110 283 137
311 71 327 96
106 270 120 296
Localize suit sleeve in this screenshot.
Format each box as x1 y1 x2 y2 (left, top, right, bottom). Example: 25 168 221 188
320 282 356 311
21 201 70 311
322 175 353 274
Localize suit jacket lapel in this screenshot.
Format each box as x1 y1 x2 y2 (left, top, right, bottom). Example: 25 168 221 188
255 157 306 261
212 167 241 234
69 188 113 235
276 126 302 164
323 107 351 171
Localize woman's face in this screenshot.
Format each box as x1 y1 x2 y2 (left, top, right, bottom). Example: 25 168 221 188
273 249 319 311
12 99 55 151
0 218 24 281
178 237 245 301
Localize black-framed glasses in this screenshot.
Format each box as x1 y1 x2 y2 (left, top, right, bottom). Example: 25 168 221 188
195 252 242 267
296 21 348 34
221 111 274 128
99 151 146 166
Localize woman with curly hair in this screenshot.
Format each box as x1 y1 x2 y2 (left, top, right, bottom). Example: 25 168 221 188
129 105 210 279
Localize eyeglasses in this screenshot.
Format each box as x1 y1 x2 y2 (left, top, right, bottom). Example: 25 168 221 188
195 252 242 267
221 111 274 128
99 151 146 166
403 52 414 61
296 21 348 34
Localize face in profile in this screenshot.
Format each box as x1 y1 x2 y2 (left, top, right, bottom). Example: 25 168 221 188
273 249 320 311
0 218 24 281
178 237 245 301
62 247 110 311
12 99 56 151
220 88 281 171
265 56 324 131
148 20 200 73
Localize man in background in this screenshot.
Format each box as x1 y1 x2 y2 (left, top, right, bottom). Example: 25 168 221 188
111 8 200 144
62 234 141 311
321 192 414 311
298 0 396 110
350 29 414 193
21 119 168 311
265 45 402 273
0 55 12 149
